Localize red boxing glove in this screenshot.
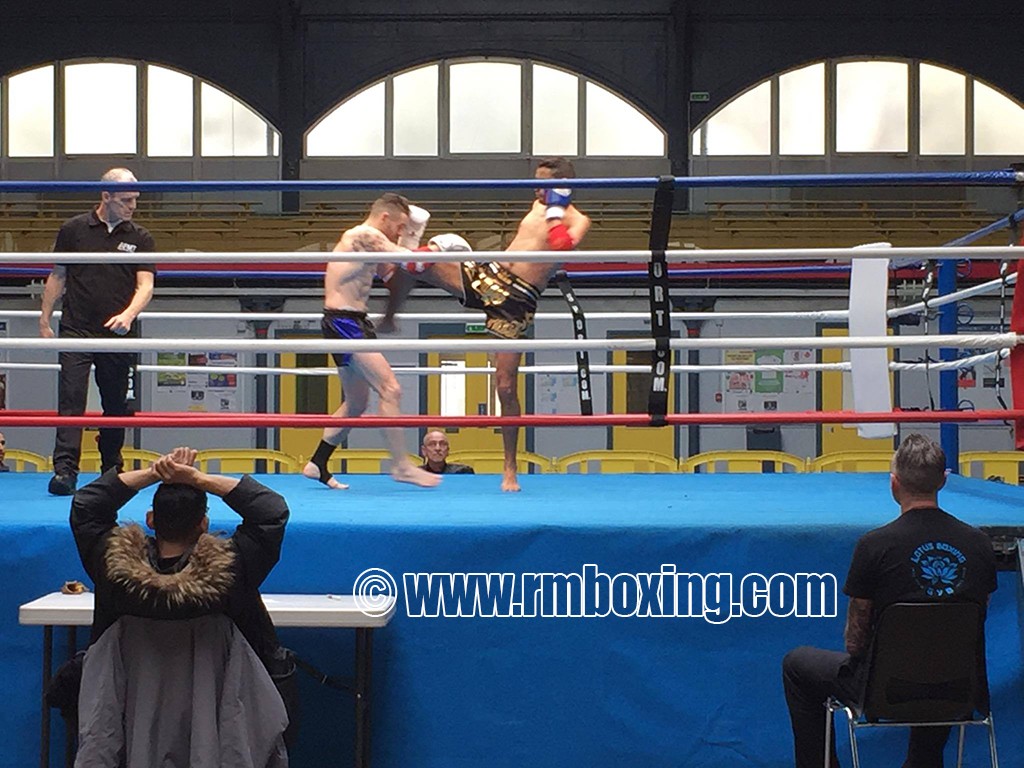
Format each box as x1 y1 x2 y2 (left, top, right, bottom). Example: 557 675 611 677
547 222 577 251
401 248 434 274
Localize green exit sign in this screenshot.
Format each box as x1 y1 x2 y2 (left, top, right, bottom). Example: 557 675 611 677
465 323 488 334
689 91 710 102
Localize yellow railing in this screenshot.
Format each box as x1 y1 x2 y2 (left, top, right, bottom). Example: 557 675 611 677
5 447 1021 481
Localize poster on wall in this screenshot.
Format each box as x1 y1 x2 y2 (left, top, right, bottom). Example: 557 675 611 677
151 350 242 413
721 347 814 413
537 373 580 415
753 349 784 394
156 352 187 388
783 349 814 395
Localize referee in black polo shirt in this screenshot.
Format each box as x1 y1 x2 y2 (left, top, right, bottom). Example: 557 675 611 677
39 168 156 496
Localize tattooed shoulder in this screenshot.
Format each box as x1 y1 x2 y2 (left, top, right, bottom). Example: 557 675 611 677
350 229 385 252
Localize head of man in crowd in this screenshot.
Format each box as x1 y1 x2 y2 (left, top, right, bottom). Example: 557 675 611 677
891 433 947 509
368 192 411 244
98 167 140 227
146 482 210 547
421 430 452 472
0 430 7 468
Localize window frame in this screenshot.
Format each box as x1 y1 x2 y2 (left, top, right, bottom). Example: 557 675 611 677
0 58 280 163
689 57 1024 162
303 56 667 160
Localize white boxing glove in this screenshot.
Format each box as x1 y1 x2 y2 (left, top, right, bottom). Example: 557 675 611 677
398 205 431 249
427 233 472 252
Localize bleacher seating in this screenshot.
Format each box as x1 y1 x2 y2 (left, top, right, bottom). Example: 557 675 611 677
1 195 1008 255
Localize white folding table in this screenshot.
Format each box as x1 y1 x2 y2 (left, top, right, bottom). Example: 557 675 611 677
19 592 396 768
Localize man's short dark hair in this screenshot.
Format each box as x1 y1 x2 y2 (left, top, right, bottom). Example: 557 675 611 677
370 192 411 218
893 434 946 495
536 157 576 179
152 483 208 543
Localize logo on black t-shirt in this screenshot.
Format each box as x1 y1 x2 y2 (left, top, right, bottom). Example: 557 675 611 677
910 541 966 597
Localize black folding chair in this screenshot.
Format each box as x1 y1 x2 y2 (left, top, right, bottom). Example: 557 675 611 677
825 602 998 768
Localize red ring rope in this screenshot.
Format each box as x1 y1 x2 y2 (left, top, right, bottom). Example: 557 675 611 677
2 409 1024 428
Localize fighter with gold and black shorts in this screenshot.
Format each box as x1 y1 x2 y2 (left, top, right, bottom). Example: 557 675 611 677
321 308 376 367
459 261 541 340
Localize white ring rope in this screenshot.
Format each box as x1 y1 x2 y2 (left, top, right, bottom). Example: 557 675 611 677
2 349 1005 377
0 333 1017 354
0 309 852 322
892 348 1010 372
0 267 1013 326
888 271 1018 319
0 245 1020 264
2 361 850 375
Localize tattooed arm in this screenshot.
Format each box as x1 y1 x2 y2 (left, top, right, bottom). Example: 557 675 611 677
325 225 412 312
844 597 873 658
341 225 408 254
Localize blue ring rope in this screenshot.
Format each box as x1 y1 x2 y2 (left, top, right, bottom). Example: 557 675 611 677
0 170 1019 193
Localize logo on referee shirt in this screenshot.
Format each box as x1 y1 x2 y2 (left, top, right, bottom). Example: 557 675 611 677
116 242 138 252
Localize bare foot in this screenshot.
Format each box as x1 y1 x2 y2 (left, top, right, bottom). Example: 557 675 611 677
391 463 442 488
501 470 521 493
302 461 349 490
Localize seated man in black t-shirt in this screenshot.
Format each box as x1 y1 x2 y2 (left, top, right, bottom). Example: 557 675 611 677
782 434 997 768
420 430 474 475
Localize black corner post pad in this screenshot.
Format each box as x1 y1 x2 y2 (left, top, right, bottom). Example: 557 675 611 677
649 175 676 252
647 249 672 426
555 269 593 416
646 176 675 426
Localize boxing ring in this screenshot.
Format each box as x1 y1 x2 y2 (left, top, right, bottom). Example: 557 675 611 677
2 171 1024 768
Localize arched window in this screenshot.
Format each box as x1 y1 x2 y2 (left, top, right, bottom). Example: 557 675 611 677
690 58 1024 158
0 60 280 160
306 59 666 159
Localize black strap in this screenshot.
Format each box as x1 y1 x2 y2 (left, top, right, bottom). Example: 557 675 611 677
555 270 593 415
646 175 675 426
993 259 1012 422
291 653 353 694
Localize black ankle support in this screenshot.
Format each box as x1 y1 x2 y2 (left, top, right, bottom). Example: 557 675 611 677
310 440 337 484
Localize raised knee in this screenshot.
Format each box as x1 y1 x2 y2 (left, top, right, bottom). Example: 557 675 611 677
782 646 813 677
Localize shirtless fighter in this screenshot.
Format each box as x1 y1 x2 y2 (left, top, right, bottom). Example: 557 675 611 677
383 158 591 492
303 193 440 490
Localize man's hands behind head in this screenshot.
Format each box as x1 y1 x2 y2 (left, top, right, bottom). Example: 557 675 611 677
153 447 200 485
